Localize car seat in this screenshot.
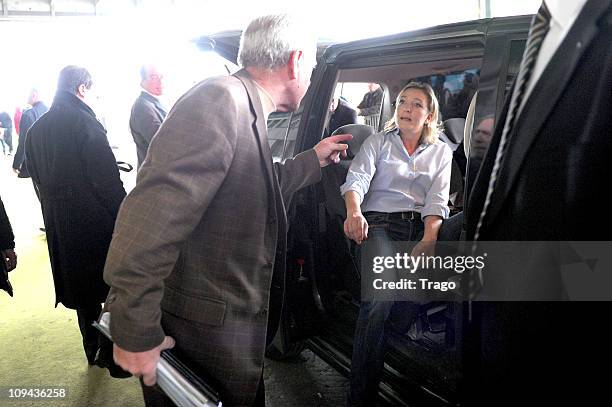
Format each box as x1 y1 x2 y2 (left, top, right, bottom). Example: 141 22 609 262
441 118 467 211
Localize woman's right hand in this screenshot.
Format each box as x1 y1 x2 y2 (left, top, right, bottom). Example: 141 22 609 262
344 212 369 244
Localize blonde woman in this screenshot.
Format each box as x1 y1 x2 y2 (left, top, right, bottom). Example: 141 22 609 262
340 82 452 406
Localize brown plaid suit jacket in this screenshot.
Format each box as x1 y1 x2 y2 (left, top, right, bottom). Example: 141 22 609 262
104 69 321 406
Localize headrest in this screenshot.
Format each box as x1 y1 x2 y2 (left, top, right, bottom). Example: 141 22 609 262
440 118 466 151
331 124 376 159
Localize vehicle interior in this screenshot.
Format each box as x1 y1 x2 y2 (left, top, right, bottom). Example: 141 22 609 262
259 15 531 404
281 56 484 406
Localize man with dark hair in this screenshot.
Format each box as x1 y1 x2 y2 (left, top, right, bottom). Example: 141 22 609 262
326 96 358 136
130 64 167 169
12 89 48 178
24 65 129 378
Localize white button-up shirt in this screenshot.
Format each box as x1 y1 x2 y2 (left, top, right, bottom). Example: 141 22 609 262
340 129 452 218
519 0 588 114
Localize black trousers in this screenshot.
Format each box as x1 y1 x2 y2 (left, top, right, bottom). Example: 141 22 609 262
76 304 112 363
141 373 265 407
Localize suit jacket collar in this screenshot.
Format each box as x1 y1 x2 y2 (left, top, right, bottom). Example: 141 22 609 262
482 0 612 229
139 91 167 115
547 0 588 30
53 91 96 119
140 90 160 104
233 69 277 207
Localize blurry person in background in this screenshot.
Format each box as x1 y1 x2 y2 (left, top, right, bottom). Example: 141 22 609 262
326 88 358 136
130 64 167 169
0 195 16 269
13 89 48 178
471 115 494 159
0 194 17 296
13 106 22 137
24 66 129 378
0 111 14 155
356 82 383 117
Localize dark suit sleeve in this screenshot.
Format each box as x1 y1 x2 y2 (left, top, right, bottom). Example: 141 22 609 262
81 118 127 217
356 94 368 110
13 112 34 170
0 196 15 250
104 84 239 352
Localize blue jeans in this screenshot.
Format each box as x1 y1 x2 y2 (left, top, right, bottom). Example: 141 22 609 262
348 212 424 407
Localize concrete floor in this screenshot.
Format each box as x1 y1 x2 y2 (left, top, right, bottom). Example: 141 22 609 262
0 153 144 407
0 151 347 406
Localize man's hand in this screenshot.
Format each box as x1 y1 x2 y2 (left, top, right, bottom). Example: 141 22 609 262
314 134 352 167
113 336 175 386
344 211 368 244
1 249 17 271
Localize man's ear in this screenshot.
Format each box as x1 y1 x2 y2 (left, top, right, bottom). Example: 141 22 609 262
287 50 303 80
77 84 87 98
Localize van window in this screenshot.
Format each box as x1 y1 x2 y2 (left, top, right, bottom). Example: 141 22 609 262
410 68 480 120
266 110 302 163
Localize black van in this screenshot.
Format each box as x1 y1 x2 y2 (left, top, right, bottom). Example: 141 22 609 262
199 14 532 406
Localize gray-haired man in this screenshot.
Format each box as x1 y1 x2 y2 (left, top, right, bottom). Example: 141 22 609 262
104 14 351 407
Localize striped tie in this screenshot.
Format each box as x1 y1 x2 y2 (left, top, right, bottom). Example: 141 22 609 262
468 2 552 303
473 1 552 242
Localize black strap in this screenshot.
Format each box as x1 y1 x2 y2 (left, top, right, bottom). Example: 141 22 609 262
116 161 134 173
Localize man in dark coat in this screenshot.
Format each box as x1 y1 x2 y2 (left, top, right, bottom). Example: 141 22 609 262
1 195 17 296
326 96 358 136
356 83 383 117
0 196 16 267
0 111 14 155
25 66 129 378
104 14 351 407
465 0 612 404
12 89 48 178
129 64 167 169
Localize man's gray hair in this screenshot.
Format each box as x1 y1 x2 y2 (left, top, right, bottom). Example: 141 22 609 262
57 65 93 94
238 14 316 70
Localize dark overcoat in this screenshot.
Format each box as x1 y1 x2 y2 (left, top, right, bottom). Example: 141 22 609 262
25 91 126 309
0 196 15 250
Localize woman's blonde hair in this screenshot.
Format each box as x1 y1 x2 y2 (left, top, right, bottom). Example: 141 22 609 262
383 81 442 144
